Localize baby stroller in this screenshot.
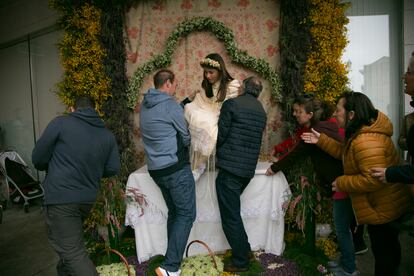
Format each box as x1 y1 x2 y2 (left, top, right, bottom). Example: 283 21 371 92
0 150 44 212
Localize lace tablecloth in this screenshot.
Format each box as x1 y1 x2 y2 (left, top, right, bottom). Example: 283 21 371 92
125 162 292 263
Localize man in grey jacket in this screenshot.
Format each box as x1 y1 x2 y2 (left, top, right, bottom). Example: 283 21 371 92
140 69 196 276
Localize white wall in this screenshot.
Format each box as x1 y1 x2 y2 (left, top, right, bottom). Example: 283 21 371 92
0 0 64 171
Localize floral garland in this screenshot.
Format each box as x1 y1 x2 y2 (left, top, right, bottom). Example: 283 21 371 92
51 2 111 113
200 58 221 70
304 0 350 104
127 16 282 108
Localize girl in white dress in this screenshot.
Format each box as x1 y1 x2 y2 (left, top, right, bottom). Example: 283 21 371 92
184 53 240 181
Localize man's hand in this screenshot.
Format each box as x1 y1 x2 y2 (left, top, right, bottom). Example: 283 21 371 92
370 167 387 183
301 128 320 144
266 167 275 176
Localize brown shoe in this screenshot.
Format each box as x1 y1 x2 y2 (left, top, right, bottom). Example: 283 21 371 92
224 262 249 273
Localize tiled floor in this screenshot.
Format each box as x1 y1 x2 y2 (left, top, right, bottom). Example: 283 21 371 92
1 201 414 276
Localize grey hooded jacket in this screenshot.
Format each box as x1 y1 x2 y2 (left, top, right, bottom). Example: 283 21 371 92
140 88 190 176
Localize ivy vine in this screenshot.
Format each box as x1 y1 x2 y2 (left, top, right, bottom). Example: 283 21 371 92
127 16 282 109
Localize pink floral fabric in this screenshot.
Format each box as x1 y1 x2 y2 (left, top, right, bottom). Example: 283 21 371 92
125 0 283 163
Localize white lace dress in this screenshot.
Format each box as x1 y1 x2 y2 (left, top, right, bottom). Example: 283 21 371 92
184 79 240 173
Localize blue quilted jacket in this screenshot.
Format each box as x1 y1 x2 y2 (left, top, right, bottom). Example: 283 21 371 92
216 93 267 178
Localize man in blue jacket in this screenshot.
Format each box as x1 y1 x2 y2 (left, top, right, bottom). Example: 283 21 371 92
216 76 267 273
140 69 196 276
32 96 120 275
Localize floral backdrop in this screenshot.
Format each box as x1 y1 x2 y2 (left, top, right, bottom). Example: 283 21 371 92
125 0 284 161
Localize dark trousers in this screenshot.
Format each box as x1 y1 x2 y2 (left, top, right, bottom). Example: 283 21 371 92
367 221 401 276
152 164 196 272
216 169 251 268
45 203 98 276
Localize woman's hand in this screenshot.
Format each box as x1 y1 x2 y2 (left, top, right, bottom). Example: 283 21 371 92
265 167 275 176
370 167 387 183
301 128 320 144
332 180 341 192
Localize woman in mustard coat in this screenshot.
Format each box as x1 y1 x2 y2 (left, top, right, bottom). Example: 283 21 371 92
302 92 412 276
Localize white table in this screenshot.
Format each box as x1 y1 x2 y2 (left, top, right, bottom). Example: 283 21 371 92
125 162 291 263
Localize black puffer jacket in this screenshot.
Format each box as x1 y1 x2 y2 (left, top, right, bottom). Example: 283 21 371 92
216 93 267 178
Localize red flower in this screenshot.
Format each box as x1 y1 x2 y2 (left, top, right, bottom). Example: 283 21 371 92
127 27 139 39
181 0 193 10
127 51 138 63
157 27 163 36
196 50 204 58
237 0 250 7
266 44 279 57
265 19 279 32
208 0 221 8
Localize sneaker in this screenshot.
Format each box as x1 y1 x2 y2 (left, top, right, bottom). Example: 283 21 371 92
330 266 358 276
155 267 181 276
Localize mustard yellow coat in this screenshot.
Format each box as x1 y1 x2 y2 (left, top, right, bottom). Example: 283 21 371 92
317 112 412 225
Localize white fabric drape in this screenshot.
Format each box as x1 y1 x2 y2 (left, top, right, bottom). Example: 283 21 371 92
125 162 292 262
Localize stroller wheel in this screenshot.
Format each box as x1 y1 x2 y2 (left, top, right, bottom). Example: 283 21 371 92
24 203 29 213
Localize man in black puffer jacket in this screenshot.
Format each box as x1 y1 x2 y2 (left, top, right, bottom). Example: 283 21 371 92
216 76 267 273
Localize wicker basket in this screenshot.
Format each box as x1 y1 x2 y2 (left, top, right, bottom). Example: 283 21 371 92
102 248 132 276
185 240 218 270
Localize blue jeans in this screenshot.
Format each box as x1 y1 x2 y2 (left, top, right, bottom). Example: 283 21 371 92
45 204 98 276
216 169 252 268
152 164 196 272
333 198 356 273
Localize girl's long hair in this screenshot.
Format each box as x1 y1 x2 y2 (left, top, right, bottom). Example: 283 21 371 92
201 53 234 102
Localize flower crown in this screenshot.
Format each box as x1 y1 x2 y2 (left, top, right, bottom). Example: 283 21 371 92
200 58 221 70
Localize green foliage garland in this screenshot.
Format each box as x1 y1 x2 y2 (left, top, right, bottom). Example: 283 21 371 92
280 0 312 136
280 0 311 101
99 4 138 181
127 16 282 108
